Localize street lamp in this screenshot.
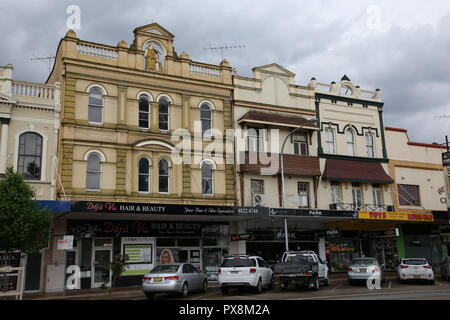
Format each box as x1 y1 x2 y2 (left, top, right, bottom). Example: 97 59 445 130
280 118 318 251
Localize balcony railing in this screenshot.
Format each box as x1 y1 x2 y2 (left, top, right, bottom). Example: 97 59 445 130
329 203 394 212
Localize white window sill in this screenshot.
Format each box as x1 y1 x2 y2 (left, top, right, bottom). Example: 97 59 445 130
86 189 101 192
88 122 103 127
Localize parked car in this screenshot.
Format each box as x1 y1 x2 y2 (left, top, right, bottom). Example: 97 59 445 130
440 256 450 281
396 258 434 284
348 257 385 286
142 263 207 300
218 255 274 294
273 251 329 290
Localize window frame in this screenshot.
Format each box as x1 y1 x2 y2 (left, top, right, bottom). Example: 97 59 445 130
200 161 214 196
158 95 171 133
330 182 341 208
138 157 151 193
199 101 214 138
365 132 375 158
138 94 151 130
346 128 355 156
325 127 336 154
293 132 308 156
87 85 106 125
17 132 43 181
247 127 264 153
397 184 421 207
85 152 103 192
297 182 310 208
352 183 363 210
158 158 170 194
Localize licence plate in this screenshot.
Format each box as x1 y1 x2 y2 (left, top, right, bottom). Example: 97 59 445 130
413 275 421 279
360 268 367 273
153 277 162 282
231 271 239 274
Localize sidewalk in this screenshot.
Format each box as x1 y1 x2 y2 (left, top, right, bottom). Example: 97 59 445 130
22 273 401 300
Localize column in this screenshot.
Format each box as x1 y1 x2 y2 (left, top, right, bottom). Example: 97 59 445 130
0 118 10 174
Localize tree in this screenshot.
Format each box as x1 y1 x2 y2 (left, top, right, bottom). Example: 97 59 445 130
0 166 52 266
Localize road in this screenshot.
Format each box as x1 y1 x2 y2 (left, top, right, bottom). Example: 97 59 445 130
130 279 450 300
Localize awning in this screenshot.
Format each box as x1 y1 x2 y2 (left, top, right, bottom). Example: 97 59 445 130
238 111 319 130
322 159 394 184
35 200 71 213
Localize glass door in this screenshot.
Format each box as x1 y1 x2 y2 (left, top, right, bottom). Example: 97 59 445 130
91 239 112 288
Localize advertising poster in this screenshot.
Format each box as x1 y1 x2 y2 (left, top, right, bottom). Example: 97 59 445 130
121 237 154 275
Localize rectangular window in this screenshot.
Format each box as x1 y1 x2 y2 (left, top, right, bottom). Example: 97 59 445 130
248 128 264 152
325 128 336 154
251 179 264 195
331 182 341 209
298 182 309 207
365 133 375 158
372 184 382 211
293 133 308 156
397 184 420 206
352 183 362 210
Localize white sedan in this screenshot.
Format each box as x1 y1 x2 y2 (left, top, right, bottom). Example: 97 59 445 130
396 258 434 284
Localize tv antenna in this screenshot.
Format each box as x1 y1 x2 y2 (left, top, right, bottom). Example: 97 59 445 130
29 55 56 74
203 43 245 60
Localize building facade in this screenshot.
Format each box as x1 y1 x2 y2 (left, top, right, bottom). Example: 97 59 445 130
0 63 61 292
43 24 237 291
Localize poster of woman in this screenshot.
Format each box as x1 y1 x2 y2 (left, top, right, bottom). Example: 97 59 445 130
159 248 174 264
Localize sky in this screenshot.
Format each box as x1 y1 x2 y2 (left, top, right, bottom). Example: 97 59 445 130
1 0 449 145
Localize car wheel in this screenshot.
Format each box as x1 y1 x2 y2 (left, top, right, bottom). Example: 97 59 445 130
280 280 289 291
323 274 330 287
180 283 188 298
255 278 263 294
220 286 228 294
144 292 154 300
201 280 208 293
310 275 319 291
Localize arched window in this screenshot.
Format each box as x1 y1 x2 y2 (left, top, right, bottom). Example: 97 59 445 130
346 129 355 156
86 153 102 191
158 97 170 132
88 87 104 124
200 103 212 136
201 162 214 195
139 95 150 130
325 128 336 154
18 132 43 180
365 133 375 158
158 159 170 193
138 157 150 192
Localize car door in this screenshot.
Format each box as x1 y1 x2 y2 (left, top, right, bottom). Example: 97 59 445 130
261 258 273 283
182 264 195 291
317 256 326 279
257 258 269 285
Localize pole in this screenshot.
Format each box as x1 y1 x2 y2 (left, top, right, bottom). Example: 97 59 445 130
280 118 317 252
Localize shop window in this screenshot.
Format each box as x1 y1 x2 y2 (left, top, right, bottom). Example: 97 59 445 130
365 133 375 158
203 237 228 247
138 95 150 129
200 102 212 136
158 97 170 132
178 238 200 247
325 128 336 154
397 184 420 206
88 87 104 124
298 182 309 208
17 132 42 180
293 133 308 155
346 129 355 156
138 157 150 193
156 238 175 247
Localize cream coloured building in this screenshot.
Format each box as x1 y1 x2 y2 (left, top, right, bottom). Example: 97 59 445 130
0 63 61 293
43 23 237 291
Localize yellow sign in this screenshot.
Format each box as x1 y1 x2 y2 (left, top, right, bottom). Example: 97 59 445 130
359 211 434 222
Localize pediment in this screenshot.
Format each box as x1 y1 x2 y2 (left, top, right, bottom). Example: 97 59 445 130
252 63 295 77
0 92 16 104
134 23 174 39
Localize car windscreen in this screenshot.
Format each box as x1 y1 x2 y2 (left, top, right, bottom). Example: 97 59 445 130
150 265 180 273
286 255 310 263
222 258 256 267
402 259 427 265
351 259 378 266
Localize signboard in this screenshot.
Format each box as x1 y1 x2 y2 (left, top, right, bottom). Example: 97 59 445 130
231 234 252 241
269 208 357 218
67 220 227 238
121 237 154 275
442 151 450 166
359 211 434 222
71 201 268 217
57 235 73 250
368 229 399 238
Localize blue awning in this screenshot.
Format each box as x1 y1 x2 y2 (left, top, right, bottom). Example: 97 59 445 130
36 200 71 213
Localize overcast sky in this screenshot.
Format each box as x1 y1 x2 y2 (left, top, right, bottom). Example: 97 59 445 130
1 0 449 145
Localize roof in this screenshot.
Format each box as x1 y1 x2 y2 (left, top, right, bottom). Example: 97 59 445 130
322 159 394 184
238 111 318 129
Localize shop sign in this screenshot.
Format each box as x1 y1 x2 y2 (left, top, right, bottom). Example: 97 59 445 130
369 229 399 238
57 235 73 250
359 211 434 222
316 228 341 238
121 237 154 275
246 229 316 241
269 208 357 218
71 201 269 217
230 234 253 241
67 220 214 238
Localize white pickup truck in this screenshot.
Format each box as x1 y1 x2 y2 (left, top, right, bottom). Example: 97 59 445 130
273 251 329 290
